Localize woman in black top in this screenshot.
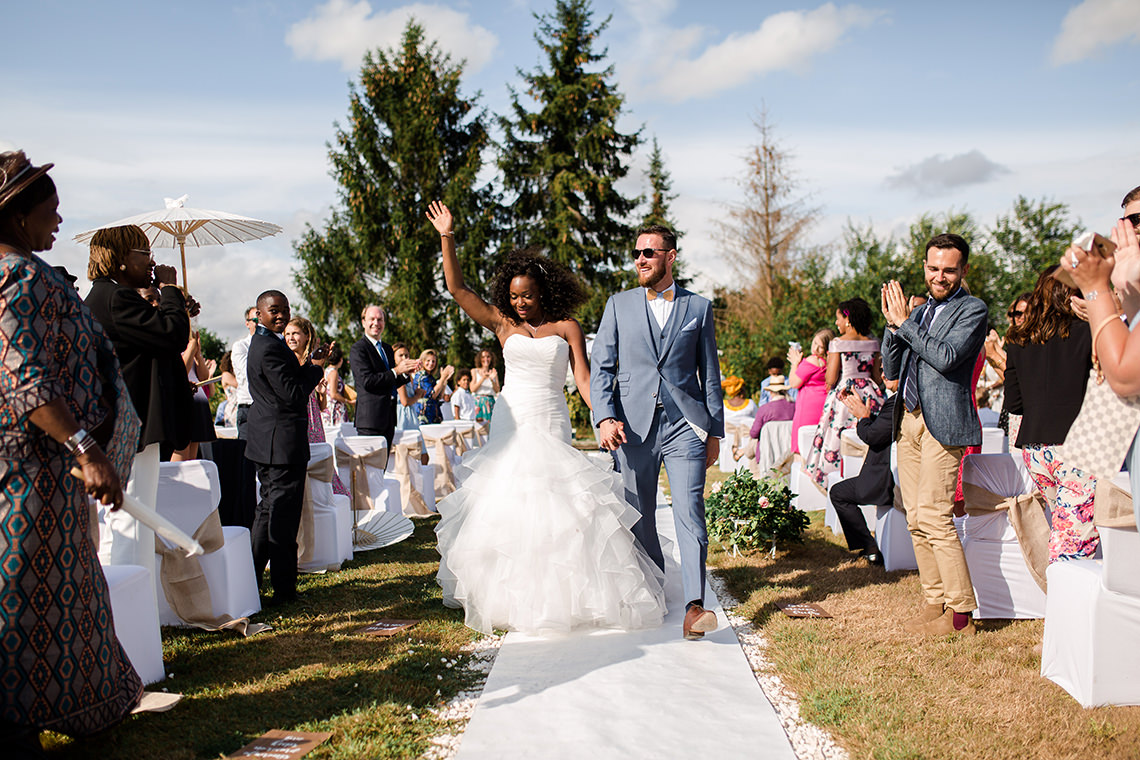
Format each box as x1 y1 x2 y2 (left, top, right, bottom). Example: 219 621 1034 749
1003 266 1098 561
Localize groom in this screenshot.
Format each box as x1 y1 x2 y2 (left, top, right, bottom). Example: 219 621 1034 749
591 224 725 640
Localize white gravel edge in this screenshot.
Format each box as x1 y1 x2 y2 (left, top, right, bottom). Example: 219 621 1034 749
706 571 849 760
420 572 847 760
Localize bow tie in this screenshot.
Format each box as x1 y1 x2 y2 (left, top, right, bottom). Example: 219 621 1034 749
646 287 674 302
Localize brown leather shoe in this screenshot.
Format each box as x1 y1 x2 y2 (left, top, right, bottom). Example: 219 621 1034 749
683 605 717 640
901 603 945 632
915 608 975 636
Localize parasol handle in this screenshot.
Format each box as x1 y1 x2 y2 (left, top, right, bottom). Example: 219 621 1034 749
70 467 204 557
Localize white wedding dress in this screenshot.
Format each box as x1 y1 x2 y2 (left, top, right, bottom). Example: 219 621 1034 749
435 333 666 635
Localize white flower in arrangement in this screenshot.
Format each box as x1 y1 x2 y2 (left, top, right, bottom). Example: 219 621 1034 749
758 496 770 508
711 482 723 494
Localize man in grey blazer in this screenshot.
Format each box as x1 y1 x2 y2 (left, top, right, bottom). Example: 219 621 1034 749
881 233 987 636
591 224 725 640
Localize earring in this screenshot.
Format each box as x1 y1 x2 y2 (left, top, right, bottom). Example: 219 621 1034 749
119 264 127 271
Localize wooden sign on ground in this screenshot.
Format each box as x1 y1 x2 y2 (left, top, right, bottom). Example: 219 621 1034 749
227 730 332 759
775 601 833 619
356 618 420 637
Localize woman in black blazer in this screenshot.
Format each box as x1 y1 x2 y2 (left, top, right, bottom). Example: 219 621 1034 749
1003 266 1098 561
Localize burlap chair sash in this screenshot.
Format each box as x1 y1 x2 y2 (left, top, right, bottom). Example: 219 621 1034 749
421 428 461 496
963 482 1050 592
840 436 868 459
725 421 752 463
298 454 335 565
390 438 433 517
1094 479 1136 529
155 510 269 636
335 444 388 513
455 425 479 451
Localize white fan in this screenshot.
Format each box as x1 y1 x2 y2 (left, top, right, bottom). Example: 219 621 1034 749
353 510 415 552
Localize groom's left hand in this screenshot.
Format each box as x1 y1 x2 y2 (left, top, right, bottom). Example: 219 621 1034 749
705 437 720 469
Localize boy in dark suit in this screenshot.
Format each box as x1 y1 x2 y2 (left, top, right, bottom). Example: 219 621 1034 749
244 290 326 603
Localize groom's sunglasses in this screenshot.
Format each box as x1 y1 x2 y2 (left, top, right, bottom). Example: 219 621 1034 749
1123 212 1140 228
631 248 669 261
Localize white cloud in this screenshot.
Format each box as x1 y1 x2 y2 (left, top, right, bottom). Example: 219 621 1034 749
627 3 883 103
286 0 499 73
1051 0 1140 65
885 150 1010 196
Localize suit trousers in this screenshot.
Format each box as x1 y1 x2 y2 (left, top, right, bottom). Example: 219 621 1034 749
897 409 975 612
614 392 708 606
251 461 308 598
828 477 880 555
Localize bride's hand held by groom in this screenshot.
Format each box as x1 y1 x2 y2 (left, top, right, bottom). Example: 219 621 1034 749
598 418 626 450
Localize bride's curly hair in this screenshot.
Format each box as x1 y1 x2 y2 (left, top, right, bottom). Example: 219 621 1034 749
488 249 587 323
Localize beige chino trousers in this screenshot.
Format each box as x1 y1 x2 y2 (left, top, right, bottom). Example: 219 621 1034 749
897 409 976 613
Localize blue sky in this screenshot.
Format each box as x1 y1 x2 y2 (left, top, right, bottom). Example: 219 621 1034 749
4 0 1139 343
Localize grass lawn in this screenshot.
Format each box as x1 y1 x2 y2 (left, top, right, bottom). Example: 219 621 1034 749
44 519 482 760
708 500 1140 760
41 463 1140 759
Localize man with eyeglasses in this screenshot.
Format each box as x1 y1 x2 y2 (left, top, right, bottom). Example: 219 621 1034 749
591 224 724 641
230 305 258 439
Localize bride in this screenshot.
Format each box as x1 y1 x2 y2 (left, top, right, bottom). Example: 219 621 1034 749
425 201 666 635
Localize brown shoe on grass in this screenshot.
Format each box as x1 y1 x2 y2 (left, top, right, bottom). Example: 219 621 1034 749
915 608 975 636
902 603 945 632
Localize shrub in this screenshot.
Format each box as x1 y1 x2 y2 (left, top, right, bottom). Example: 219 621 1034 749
706 468 809 554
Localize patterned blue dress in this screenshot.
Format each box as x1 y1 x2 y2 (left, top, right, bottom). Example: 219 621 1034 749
0 251 142 736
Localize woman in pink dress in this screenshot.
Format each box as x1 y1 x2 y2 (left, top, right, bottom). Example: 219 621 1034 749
788 328 833 454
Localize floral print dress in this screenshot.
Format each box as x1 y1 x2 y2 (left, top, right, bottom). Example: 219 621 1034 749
804 339 884 488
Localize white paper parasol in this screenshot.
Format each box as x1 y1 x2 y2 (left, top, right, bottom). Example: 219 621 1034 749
74 195 282 290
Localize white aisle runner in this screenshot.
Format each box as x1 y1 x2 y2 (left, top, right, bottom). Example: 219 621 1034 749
454 501 797 759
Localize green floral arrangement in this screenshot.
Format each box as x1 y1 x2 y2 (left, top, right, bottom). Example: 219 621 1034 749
706 469 809 554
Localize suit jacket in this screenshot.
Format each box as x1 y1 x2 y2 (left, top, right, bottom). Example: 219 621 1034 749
84 278 192 450
1003 318 1092 447
244 326 323 465
590 286 724 446
349 337 408 444
849 395 897 508
882 291 987 447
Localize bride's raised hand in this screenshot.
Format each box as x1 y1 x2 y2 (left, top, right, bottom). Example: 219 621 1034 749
426 200 453 238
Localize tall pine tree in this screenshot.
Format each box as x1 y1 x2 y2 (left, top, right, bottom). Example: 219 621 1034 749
642 137 679 232
498 0 640 328
294 21 498 362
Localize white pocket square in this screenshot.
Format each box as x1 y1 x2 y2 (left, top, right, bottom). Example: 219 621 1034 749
681 318 700 332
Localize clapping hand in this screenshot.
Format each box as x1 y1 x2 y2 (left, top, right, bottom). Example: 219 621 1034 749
310 340 333 365
786 344 803 367
395 356 421 375
426 200 453 238
154 264 178 288
441 365 456 381
880 280 910 328
839 389 870 419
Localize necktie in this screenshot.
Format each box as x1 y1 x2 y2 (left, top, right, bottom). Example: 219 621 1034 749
646 288 674 302
377 342 397 398
902 306 935 412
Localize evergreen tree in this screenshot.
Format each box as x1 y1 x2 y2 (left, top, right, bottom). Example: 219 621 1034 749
498 0 640 327
642 137 679 231
293 21 499 364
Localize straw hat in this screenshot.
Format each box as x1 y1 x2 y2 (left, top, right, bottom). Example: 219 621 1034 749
766 375 791 394
0 151 53 212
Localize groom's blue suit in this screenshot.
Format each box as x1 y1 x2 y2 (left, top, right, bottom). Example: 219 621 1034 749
590 286 724 606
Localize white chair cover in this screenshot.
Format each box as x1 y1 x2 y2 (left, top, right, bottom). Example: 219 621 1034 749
334 436 392 513
214 426 238 439
153 461 261 626
102 563 165 684
1099 472 1140 596
790 425 826 511
980 426 1007 454
876 500 918 572
960 453 1047 618
299 443 352 572
1042 559 1140 707
839 427 865 479
756 420 792 478
978 407 1000 428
